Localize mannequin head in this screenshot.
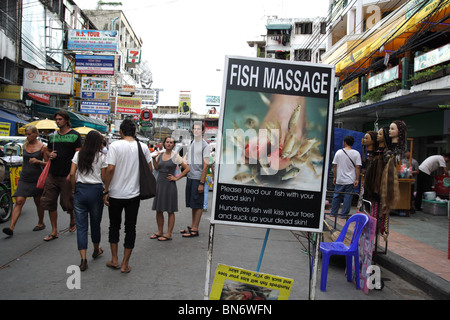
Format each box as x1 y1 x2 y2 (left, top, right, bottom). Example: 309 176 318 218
389 122 399 143
390 120 407 145
363 131 378 151
377 126 391 149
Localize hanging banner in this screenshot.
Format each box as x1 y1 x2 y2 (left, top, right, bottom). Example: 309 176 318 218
211 56 334 232
209 264 293 300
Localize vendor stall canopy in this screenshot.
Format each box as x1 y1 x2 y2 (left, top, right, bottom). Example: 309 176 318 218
31 104 107 133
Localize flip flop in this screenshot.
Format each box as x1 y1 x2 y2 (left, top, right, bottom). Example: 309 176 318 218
157 235 172 241
43 234 58 242
150 233 163 239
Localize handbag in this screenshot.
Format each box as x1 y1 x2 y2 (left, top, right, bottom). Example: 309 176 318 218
137 140 156 200
36 161 51 189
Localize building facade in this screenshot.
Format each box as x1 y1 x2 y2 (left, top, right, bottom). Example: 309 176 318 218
323 0 450 162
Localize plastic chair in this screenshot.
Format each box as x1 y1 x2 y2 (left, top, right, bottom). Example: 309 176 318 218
319 213 369 292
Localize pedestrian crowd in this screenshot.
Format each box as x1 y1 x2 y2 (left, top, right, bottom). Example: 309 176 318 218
2 113 212 274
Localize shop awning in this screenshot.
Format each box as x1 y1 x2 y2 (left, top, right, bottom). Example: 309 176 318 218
0 109 29 135
266 24 291 30
32 104 107 133
328 0 450 74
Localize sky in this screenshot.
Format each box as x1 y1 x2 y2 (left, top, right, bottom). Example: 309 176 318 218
73 0 329 113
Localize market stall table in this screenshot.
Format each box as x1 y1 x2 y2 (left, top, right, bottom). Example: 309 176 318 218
393 178 415 216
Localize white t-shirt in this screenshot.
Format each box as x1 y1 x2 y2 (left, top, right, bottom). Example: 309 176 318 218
332 148 362 185
419 155 447 175
106 139 152 199
72 151 107 184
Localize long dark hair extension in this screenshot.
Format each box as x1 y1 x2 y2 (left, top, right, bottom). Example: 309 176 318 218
77 130 104 175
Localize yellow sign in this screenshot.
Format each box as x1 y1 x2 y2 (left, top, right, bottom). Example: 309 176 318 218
0 85 22 100
342 78 360 101
0 122 11 136
10 166 22 203
210 264 293 300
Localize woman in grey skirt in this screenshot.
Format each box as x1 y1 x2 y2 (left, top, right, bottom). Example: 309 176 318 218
3 125 48 236
150 137 189 241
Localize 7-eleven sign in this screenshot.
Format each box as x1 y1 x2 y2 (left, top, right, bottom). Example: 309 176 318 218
127 49 141 64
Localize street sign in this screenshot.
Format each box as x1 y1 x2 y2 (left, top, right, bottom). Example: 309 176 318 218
140 109 153 121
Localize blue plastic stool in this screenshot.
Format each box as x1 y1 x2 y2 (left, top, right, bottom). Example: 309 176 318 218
319 213 369 292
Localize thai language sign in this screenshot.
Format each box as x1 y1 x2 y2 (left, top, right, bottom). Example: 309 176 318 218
210 56 334 232
342 77 359 101
23 68 72 95
210 264 293 300
75 55 115 75
68 30 118 52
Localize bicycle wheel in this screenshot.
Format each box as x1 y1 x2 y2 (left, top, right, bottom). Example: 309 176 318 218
0 189 12 223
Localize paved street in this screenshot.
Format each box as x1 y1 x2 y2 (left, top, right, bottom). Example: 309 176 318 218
0 178 433 300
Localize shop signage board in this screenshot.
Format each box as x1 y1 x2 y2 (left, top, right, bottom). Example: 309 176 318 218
368 65 400 89
23 68 72 95
75 55 115 75
68 30 118 52
210 56 334 232
342 77 359 101
116 96 142 114
80 77 110 100
80 101 110 115
414 43 450 72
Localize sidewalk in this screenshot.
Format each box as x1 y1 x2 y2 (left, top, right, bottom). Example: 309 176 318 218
327 209 450 300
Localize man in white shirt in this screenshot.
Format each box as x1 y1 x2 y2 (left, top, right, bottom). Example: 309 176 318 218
414 153 450 211
330 135 362 217
103 119 152 273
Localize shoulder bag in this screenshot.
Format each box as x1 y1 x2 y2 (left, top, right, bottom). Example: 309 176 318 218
137 140 156 200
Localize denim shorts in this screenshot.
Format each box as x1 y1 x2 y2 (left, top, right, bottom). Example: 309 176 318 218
185 178 204 209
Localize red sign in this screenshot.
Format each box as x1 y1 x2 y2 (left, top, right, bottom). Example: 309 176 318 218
140 109 153 121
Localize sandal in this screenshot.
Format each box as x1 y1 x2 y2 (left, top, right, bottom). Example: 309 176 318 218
150 233 163 239
92 247 103 259
43 234 58 242
32 225 46 231
180 226 191 234
182 229 199 238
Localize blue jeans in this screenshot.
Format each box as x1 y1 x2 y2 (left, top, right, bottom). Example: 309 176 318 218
330 184 354 216
74 183 104 250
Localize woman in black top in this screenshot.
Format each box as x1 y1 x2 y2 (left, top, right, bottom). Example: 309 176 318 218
3 125 48 236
